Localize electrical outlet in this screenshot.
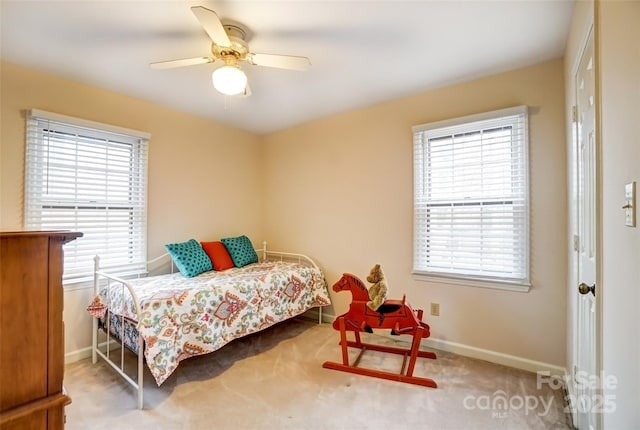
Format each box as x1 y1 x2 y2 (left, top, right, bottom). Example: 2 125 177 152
430 302 440 317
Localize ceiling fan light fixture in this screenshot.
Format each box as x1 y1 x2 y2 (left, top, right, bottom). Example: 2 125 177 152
212 65 247 96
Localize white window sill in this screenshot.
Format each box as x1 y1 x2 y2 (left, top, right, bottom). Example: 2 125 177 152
412 272 531 293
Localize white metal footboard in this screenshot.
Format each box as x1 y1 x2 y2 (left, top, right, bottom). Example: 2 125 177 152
92 255 145 409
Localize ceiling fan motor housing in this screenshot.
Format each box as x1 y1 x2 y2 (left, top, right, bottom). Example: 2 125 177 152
212 25 249 63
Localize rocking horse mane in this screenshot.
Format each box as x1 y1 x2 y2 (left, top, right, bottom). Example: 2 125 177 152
333 273 370 302
343 273 367 292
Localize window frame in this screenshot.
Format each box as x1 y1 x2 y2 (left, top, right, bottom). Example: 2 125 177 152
24 109 150 286
412 106 530 292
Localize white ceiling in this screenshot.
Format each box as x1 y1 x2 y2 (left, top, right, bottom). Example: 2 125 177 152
1 1 575 135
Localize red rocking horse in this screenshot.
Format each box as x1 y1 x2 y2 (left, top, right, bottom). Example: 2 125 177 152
322 273 437 388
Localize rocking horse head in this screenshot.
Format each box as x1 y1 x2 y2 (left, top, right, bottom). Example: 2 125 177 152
332 273 370 302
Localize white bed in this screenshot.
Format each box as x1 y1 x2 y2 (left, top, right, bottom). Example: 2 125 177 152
87 243 331 409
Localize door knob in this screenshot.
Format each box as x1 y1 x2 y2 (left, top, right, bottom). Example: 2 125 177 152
578 282 596 296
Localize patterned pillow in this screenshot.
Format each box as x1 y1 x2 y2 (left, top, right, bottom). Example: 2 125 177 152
165 239 213 277
221 235 259 268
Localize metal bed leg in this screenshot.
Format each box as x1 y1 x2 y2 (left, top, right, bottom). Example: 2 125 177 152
137 335 144 409
92 255 100 364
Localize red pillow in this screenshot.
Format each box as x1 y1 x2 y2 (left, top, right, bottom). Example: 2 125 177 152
200 241 234 271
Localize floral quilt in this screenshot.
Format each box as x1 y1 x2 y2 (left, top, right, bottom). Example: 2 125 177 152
87 261 331 385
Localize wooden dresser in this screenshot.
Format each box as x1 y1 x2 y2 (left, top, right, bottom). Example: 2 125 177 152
0 231 82 430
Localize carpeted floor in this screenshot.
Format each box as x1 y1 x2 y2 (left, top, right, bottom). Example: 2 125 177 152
64 317 573 430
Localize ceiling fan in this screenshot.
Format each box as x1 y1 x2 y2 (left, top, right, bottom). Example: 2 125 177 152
150 6 311 96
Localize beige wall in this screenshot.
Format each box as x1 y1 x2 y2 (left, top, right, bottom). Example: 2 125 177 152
1 61 264 354
263 58 568 368
597 0 640 427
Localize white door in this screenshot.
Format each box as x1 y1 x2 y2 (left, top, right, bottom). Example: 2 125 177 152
575 27 598 430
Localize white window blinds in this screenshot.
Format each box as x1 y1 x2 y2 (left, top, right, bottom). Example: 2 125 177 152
25 109 150 284
412 106 529 286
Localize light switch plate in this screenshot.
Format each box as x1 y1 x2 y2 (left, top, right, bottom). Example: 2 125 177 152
624 181 636 227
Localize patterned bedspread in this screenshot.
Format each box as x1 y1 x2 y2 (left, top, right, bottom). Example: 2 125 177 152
88 260 331 385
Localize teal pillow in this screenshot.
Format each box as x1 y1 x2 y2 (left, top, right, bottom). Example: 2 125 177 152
221 235 259 268
165 239 213 277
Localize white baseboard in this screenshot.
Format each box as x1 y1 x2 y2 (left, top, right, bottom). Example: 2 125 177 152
320 309 335 325
65 340 119 365
66 346 92 364
322 312 566 377
420 337 566 377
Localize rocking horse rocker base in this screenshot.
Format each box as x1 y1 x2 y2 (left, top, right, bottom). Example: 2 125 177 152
322 272 437 388
322 317 438 388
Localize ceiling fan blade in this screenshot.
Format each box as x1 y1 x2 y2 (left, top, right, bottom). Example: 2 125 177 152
150 57 214 70
190 6 231 47
248 53 311 71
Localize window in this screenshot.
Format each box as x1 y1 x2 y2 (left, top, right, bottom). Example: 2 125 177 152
412 106 529 289
25 109 150 284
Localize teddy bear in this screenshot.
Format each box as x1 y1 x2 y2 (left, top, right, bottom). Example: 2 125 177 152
366 263 388 312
